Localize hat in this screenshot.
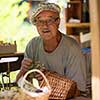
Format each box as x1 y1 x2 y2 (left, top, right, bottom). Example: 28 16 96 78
31 2 61 25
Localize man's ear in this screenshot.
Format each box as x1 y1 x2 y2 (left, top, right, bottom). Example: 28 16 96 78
56 18 60 26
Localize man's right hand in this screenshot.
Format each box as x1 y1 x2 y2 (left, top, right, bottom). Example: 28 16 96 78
20 58 33 72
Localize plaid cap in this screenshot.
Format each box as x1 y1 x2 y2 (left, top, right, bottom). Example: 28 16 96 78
31 2 61 25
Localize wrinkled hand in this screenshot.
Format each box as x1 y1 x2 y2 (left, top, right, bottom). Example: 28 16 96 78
34 68 46 82
20 58 33 73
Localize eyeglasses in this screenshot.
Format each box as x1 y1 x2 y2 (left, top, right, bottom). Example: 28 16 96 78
35 17 59 26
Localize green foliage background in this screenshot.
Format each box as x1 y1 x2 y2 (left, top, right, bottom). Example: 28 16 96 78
0 0 38 52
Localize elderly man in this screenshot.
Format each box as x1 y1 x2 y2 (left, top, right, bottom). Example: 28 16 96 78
16 2 87 96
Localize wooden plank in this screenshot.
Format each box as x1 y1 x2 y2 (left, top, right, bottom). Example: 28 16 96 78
66 23 90 28
89 0 100 100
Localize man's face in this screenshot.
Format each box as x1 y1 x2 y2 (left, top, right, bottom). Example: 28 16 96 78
35 10 60 41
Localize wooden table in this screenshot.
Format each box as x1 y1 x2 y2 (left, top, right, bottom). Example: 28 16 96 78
0 52 24 72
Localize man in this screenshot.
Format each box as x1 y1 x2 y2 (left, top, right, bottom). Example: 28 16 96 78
16 2 87 95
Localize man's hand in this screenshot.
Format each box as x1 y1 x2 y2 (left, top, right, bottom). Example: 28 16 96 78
21 58 33 71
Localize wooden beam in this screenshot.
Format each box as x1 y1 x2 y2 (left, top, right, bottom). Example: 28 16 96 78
89 0 100 100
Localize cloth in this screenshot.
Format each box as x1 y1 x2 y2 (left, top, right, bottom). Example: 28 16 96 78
24 33 87 92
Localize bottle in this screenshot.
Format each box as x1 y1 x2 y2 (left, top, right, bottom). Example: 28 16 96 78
82 0 89 22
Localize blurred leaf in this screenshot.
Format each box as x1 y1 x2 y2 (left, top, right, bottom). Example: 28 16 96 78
0 0 38 51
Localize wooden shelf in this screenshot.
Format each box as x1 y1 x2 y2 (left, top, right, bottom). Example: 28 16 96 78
67 1 81 4
66 22 90 28
65 0 90 35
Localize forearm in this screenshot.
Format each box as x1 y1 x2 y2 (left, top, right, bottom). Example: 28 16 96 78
16 57 33 82
16 66 28 82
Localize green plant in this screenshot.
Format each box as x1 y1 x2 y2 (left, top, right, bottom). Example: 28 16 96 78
0 0 38 51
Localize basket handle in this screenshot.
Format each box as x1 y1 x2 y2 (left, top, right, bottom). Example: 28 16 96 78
21 69 51 90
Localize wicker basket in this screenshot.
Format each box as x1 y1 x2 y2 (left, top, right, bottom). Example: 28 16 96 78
40 69 77 100
20 69 51 100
